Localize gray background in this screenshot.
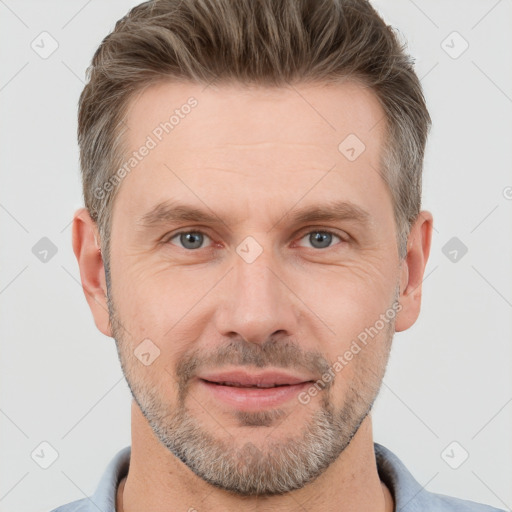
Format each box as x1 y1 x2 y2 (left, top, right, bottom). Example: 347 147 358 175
0 1 511 511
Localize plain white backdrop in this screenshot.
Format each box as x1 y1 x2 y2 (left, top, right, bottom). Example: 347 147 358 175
0 1 511 511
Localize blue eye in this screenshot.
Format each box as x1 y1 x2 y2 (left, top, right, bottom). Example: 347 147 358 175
169 231 211 250
298 230 342 249
166 229 344 252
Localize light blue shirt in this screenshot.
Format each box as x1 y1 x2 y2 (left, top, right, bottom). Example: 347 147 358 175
49 443 505 511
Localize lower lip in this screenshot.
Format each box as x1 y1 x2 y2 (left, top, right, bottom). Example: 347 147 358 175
198 379 312 410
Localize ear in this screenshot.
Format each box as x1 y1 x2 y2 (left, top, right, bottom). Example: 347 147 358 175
72 208 112 337
395 210 433 332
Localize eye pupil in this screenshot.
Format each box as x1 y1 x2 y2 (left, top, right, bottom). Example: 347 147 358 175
173 230 339 251
180 232 203 249
310 231 332 249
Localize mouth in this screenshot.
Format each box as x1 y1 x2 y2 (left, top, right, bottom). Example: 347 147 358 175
197 370 315 410
202 381 294 388
199 369 314 387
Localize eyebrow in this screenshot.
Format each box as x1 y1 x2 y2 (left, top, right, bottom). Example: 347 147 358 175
136 199 371 231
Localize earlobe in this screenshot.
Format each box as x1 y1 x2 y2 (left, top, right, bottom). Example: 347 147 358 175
72 208 112 337
395 211 433 332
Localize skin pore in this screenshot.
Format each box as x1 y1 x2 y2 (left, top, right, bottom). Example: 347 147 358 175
73 80 432 511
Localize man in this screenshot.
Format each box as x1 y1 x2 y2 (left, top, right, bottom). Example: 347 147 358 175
51 0 504 511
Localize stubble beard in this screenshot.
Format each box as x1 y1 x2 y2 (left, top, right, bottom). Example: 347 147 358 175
107 290 396 496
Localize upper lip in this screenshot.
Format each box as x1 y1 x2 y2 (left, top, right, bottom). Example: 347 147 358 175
198 369 315 388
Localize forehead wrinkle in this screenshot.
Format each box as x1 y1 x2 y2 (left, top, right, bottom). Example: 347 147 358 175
136 198 373 234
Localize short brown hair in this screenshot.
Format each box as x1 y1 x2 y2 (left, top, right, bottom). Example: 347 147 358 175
78 0 431 269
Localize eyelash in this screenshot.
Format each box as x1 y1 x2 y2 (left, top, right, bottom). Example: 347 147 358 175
163 228 349 251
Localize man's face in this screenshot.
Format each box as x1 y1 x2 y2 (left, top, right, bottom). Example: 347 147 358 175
106 81 403 495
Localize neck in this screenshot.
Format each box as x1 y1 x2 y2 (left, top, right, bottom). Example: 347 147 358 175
117 401 394 512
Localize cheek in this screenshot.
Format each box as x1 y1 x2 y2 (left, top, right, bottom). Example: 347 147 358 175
292 261 398 402
293 258 398 340
110 262 226 385
112 258 211 337
324 318 394 409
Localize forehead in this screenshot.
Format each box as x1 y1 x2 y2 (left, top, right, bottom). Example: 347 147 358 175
114 80 390 224
124 79 385 149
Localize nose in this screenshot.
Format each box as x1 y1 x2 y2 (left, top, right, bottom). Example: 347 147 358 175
213 242 299 345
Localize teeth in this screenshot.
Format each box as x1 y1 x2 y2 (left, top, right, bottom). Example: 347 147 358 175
218 381 282 388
